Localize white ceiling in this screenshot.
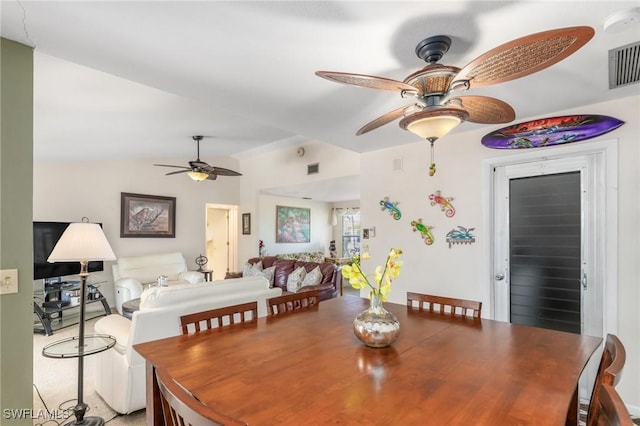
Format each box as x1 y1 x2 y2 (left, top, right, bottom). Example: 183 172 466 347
2 1 639 201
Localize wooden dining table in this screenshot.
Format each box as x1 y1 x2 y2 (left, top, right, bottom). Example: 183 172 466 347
134 296 602 426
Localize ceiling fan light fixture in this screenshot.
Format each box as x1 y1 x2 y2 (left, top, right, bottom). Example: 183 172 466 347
187 171 209 182
399 108 469 140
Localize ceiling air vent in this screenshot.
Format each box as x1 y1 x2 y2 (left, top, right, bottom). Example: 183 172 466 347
608 41 640 89
307 163 319 175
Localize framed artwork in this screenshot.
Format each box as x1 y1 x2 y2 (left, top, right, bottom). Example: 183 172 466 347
120 192 176 238
242 213 251 235
276 205 310 243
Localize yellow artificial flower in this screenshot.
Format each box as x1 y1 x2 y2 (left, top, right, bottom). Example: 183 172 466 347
341 248 403 301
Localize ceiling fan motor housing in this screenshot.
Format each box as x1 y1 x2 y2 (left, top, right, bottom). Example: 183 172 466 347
415 35 452 64
404 64 462 102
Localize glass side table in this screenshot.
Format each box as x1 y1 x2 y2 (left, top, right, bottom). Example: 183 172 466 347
43 334 115 358
43 334 115 425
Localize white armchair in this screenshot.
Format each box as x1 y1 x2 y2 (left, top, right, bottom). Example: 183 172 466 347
113 252 204 314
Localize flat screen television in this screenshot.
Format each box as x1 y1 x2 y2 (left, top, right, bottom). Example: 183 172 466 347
33 221 104 280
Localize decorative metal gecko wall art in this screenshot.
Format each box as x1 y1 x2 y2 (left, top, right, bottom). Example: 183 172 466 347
410 219 434 245
445 226 476 248
429 190 455 218
380 197 401 220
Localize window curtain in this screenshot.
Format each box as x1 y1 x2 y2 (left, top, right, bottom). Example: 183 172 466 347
332 207 361 226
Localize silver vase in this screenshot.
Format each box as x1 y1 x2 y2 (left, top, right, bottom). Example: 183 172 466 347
353 292 400 348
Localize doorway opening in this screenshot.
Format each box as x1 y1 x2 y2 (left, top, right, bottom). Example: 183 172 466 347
205 204 238 280
483 139 618 400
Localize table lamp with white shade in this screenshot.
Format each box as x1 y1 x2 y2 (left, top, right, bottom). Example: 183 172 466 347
46 219 116 426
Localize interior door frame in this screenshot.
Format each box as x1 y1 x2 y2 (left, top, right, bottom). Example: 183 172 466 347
205 203 239 279
481 139 619 336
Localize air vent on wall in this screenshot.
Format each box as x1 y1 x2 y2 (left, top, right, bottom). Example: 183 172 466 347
307 163 319 175
608 41 640 89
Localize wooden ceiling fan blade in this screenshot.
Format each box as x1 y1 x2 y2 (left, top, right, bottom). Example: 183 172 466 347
357 104 417 136
165 170 190 176
154 164 190 169
448 96 515 124
191 160 242 177
454 26 594 88
210 167 242 176
316 71 419 93
190 160 209 168
206 174 218 181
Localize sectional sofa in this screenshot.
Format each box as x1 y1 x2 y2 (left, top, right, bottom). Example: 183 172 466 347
226 255 338 301
112 252 205 315
92 275 281 414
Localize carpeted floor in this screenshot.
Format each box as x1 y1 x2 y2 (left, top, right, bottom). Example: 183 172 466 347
33 309 145 426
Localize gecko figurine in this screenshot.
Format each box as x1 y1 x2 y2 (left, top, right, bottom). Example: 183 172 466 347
429 190 455 218
380 197 401 220
410 218 434 245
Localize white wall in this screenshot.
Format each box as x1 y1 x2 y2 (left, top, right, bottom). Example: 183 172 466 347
359 95 639 413
237 139 361 263
33 157 240 305
256 194 332 257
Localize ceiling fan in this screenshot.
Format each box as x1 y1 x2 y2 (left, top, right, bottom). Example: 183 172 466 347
154 135 242 181
316 26 594 175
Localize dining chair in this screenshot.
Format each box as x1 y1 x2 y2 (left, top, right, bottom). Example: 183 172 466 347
156 367 248 426
180 301 258 335
406 292 482 318
587 333 627 426
590 383 634 426
267 289 320 316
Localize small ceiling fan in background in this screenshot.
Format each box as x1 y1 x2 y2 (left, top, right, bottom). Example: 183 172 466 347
316 26 594 175
154 135 242 181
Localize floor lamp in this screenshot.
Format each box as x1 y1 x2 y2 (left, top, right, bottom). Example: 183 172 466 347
47 220 116 426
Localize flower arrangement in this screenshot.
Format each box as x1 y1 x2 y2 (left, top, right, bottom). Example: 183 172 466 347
258 240 265 257
341 248 403 301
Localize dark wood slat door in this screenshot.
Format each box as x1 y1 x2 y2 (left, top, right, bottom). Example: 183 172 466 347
509 172 582 334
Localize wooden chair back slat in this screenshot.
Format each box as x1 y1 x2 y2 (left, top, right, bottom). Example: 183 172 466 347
406 292 482 319
587 333 627 426
594 383 633 426
180 301 258 335
156 367 247 426
267 290 320 316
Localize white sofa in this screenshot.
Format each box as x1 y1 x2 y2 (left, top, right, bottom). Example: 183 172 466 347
93 275 281 414
113 252 205 315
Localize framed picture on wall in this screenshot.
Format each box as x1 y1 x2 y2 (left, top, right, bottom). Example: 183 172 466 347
242 213 251 235
120 192 176 238
276 205 310 243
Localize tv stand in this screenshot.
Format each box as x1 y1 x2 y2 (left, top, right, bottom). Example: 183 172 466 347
33 281 110 336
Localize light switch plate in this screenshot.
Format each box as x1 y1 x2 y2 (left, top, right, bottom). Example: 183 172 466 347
0 269 18 294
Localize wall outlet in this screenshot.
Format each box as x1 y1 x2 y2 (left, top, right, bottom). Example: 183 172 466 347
0 269 18 295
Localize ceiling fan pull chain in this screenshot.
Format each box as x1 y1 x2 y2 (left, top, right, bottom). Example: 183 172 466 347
429 140 436 176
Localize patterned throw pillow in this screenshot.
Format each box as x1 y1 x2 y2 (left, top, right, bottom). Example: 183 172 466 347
295 253 313 262
261 265 276 288
242 261 263 277
301 266 322 287
277 253 297 260
286 266 307 293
